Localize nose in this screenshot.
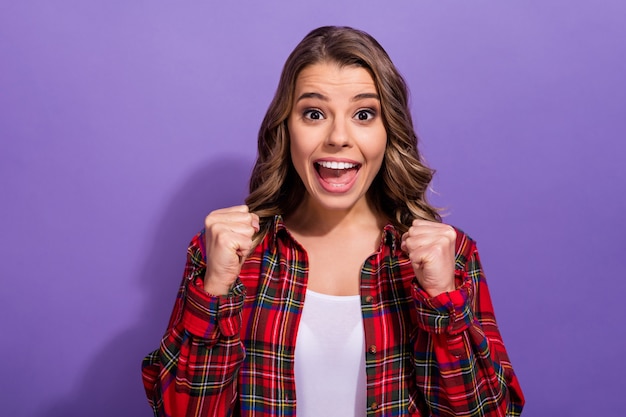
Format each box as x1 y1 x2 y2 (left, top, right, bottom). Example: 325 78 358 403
326 117 351 148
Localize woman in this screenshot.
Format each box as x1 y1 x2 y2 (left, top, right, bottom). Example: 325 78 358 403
142 26 524 416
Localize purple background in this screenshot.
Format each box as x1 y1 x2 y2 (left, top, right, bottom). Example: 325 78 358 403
1 1 625 416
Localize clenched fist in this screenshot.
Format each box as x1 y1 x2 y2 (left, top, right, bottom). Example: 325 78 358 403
203 205 260 295
400 219 457 298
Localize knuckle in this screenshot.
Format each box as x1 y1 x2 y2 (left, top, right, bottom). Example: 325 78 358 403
204 218 217 232
443 224 456 238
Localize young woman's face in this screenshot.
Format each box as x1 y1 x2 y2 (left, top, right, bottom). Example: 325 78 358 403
287 62 387 215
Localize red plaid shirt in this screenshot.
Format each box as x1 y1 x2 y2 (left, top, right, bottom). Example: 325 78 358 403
142 216 524 416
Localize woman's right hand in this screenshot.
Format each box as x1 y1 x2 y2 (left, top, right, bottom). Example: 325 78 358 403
202 205 260 295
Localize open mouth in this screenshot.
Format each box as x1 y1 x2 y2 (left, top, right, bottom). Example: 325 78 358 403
314 161 361 186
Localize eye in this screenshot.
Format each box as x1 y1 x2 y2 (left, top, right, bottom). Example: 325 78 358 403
303 109 324 120
355 109 376 121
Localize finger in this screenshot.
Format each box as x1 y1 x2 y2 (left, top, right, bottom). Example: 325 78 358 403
403 234 452 253
214 230 255 260
205 211 259 232
411 218 450 228
210 205 250 214
234 235 257 261
250 212 260 232
407 221 453 236
205 205 252 225
236 222 259 237
401 234 454 270
405 223 456 244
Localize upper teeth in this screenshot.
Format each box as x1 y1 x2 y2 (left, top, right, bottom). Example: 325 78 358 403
318 161 357 170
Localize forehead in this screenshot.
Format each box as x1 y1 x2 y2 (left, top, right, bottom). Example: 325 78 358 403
294 62 377 94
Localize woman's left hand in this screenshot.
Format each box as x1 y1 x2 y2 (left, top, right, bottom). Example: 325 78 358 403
400 220 457 298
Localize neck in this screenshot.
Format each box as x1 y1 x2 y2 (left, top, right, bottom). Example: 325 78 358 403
285 196 385 237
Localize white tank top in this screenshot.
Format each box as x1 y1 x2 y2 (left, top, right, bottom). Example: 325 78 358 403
294 289 367 416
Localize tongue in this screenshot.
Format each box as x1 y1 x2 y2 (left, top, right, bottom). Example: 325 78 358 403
318 166 358 184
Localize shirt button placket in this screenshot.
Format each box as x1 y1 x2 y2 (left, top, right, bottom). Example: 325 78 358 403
364 292 378 413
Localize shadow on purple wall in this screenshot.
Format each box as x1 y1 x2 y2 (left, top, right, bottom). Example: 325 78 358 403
39 156 253 417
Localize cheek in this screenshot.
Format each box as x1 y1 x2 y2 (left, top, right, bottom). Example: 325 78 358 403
368 134 387 164
289 128 316 164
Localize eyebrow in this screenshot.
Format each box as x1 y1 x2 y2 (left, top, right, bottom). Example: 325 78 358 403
295 92 380 103
352 93 380 101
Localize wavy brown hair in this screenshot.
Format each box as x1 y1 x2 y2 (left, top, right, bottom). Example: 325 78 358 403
245 26 440 240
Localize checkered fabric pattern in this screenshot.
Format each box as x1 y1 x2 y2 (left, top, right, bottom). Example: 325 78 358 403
142 216 524 416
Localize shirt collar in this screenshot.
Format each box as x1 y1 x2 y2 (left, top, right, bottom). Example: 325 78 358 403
270 214 401 253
